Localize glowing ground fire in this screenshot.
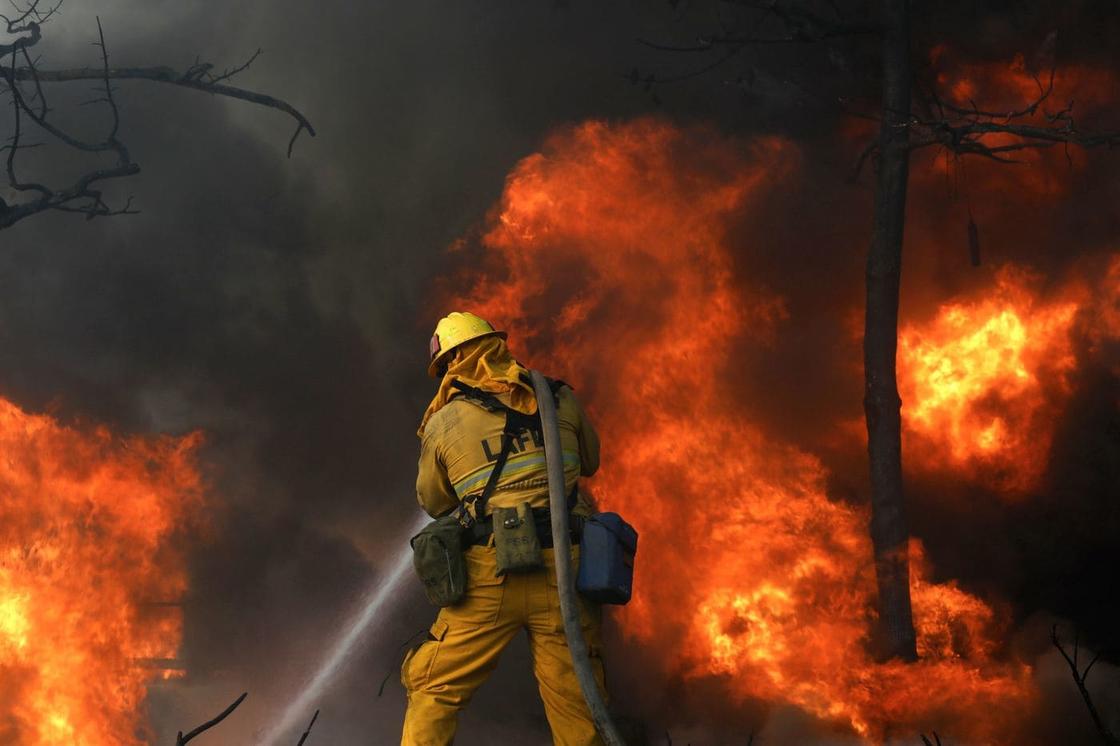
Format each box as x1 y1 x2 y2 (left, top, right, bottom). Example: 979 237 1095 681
0 398 203 745
445 119 1036 741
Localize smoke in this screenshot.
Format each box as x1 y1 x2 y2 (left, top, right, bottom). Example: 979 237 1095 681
2 0 1119 743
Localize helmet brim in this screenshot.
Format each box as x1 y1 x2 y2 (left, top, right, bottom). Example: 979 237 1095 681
427 329 507 378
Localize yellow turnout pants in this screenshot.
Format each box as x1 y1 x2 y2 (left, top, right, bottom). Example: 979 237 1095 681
400 544 605 746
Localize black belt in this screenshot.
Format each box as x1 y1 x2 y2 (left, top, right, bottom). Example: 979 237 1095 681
465 507 583 549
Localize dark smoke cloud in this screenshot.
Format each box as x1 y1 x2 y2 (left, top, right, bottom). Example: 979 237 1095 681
2 1 1119 743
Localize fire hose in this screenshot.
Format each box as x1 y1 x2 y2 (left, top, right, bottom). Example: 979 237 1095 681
530 370 627 746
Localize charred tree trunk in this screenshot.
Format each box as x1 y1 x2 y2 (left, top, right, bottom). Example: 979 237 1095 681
864 0 918 661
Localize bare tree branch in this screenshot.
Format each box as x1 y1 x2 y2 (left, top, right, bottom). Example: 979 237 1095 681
640 4 1120 175
636 29 864 51
208 47 262 85
922 65 1056 122
1 12 142 227
295 709 320 746
904 57 1120 166
630 0 878 97
909 113 1120 162
10 63 316 155
170 692 321 745
1052 625 1120 746
0 19 39 56
627 45 745 88
849 137 878 181
175 692 248 746
847 61 1120 176
1 2 314 231
727 0 880 39
1 0 62 30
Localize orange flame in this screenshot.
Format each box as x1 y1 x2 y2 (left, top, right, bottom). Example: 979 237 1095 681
0 398 203 745
898 266 1084 493
443 119 1033 741
1093 255 1120 347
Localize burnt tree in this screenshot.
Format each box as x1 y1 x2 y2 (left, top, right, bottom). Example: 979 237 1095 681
0 0 314 231
863 0 917 661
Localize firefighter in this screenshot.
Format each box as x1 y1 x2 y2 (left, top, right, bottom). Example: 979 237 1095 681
401 311 605 746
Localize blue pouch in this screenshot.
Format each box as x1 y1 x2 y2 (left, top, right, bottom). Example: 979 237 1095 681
576 513 638 604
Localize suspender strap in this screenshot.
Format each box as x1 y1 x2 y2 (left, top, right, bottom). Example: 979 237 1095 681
449 379 508 412
449 378 569 412
447 377 571 526
470 412 518 521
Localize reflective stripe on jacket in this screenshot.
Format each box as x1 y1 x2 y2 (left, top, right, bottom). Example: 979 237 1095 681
416 385 599 518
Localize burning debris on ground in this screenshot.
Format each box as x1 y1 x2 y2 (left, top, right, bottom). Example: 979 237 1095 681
2 1 1120 744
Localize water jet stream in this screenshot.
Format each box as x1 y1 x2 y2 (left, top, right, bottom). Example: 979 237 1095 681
259 513 429 745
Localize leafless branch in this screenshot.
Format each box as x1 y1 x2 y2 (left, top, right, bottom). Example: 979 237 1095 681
6 42 51 197
632 0 877 94
175 692 248 746
1052 625 1120 746
19 45 47 117
10 63 316 155
295 709 320 746
849 137 878 181
207 47 262 85
0 16 39 56
642 3 1120 174
1 5 314 231
1 14 141 226
726 0 880 39
908 57 1120 166
94 18 120 140
925 65 1056 122
636 30 854 50
170 692 321 745
627 45 745 89
1 0 62 31
909 115 1120 163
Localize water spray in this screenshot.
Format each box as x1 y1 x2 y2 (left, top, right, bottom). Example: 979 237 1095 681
259 513 429 745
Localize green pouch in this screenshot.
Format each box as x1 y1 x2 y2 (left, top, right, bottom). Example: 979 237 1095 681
492 502 543 575
410 514 468 607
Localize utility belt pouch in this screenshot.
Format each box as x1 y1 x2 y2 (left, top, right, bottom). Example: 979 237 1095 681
410 514 468 607
492 502 543 574
576 512 638 605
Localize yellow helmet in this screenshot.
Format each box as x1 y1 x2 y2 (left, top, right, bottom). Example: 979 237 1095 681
427 311 507 378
